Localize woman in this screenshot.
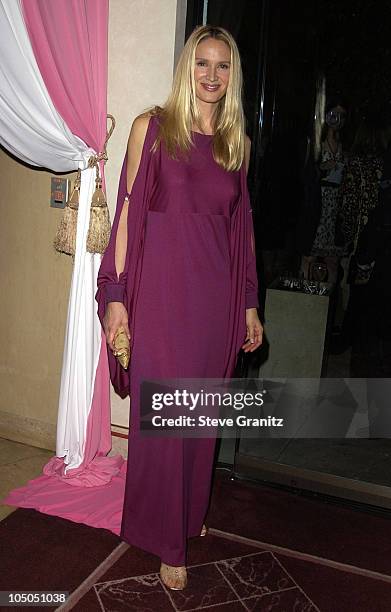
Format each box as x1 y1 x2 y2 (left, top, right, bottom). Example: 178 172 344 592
95 25 263 590
349 136 391 370
302 99 348 284
332 118 387 354
337 118 387 256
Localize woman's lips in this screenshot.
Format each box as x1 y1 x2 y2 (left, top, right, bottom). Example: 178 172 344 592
201 83 220 92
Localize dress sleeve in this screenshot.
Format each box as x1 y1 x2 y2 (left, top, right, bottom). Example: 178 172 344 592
96 155 130 310
244 174 260 309
95 115 156 399
245 209 259 308
104 282 125 303
102 191 131 304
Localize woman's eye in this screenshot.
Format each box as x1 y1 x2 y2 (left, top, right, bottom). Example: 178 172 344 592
196 61 229 69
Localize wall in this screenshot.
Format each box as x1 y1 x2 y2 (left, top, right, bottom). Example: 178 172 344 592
0 151 74 449
0 0 186 451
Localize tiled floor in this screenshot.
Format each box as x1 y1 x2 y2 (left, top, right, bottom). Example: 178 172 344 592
2 437 391 611
90 552 317 611
0 437 52 522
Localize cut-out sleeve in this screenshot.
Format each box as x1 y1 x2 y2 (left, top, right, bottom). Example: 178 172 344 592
102 190 131 305
95 114 156 398
96 155 129 311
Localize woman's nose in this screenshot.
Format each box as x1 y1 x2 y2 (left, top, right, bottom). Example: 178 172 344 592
206 66 217 81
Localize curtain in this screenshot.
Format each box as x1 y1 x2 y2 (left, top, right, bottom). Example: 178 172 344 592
20 0 117 481
0 0 124 532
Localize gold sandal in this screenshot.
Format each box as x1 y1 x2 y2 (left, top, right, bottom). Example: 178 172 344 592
160 562 187 590
200 523 208 537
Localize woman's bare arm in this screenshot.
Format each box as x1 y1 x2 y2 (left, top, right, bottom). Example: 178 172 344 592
114 112 152 278
104 113 152 352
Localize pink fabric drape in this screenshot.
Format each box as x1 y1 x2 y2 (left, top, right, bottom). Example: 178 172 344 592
22 0 120 489
19 0 117 486
21 0 108 153
2 0 125 532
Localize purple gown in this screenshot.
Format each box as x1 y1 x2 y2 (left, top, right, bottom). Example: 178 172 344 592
95 113 259 565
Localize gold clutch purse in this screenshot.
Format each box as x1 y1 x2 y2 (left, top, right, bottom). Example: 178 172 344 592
112 325 130 369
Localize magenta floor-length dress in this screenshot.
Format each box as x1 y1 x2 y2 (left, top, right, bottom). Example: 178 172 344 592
95 113 259 565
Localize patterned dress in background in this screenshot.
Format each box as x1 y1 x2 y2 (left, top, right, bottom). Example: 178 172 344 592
337 154 383 253
338 154 383 284
311 143 347 257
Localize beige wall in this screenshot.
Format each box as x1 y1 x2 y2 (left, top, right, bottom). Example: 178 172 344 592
0 151 74 449
0 0 187 450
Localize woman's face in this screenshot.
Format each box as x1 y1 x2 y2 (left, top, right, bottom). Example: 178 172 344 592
325 105 347 130
194 38 231 106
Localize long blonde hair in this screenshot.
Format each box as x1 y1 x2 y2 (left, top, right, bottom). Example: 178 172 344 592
144 25 246 172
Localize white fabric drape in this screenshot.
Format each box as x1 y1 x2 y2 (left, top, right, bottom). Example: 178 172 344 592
0 0 103 472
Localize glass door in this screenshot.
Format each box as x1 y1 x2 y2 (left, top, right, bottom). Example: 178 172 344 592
186 0 391 509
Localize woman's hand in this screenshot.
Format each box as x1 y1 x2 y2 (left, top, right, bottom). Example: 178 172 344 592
242 308 263 352
103 302 131 353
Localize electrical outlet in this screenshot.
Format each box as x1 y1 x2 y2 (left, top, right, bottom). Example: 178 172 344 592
50 177 69 209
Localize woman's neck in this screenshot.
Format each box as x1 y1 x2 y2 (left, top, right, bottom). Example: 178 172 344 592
327 128 340 143
195 102 217 134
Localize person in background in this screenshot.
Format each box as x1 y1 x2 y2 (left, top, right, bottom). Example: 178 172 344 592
302 99 348 284
337 118 388 255
332 117 390 355
349 138 391 373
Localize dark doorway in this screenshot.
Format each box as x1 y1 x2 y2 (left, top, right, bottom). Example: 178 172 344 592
186 0 391 510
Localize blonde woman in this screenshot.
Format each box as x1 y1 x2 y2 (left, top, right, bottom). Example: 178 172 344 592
96 25 263 590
